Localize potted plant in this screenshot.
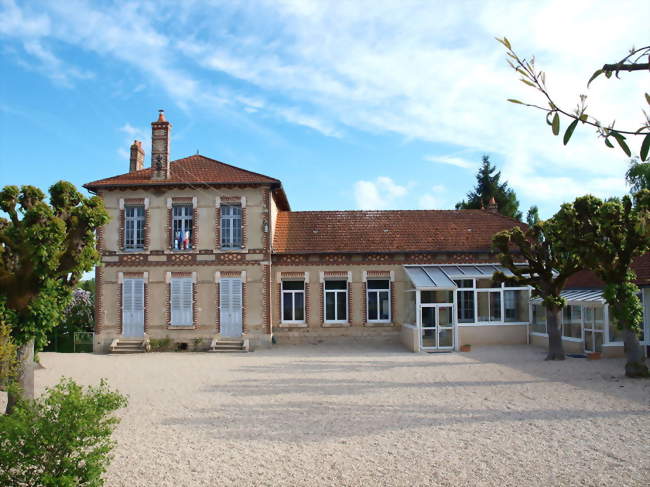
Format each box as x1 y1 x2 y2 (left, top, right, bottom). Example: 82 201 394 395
460 344 472 352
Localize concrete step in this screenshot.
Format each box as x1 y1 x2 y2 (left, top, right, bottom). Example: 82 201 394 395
209 337 250 353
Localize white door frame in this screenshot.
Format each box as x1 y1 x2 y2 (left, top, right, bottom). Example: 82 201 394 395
418 303 455 352
220 277 243 338
122 278 145 337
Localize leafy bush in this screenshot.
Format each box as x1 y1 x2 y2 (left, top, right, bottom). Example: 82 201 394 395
0 321 18 389
0 378 127 487
148 336 173 351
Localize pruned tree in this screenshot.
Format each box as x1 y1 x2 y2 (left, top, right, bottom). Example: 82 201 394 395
553 192 650 377
0 182 108 413
498 38 650 160
456 155 522 220
492 220 582 360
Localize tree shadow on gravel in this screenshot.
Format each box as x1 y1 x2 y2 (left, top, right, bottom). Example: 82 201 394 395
161 400 649 442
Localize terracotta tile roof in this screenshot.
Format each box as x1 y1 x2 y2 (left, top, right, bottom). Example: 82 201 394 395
272 209 524 254
564 254 650 289
84 154 280 189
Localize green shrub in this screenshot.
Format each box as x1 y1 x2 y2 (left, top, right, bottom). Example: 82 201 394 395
0 378 127 487
0 321 18 389
192 337 204 351
148 336 173 351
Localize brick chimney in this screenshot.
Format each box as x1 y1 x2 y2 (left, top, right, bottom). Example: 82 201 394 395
487 197 498 213
151 109 171 179
129 140 145 172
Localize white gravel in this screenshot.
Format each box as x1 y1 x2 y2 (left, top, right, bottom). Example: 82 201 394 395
9 344 650 486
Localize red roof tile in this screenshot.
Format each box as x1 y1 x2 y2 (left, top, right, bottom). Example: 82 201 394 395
564 254 650 289
84 154 280 189
272 210 523 254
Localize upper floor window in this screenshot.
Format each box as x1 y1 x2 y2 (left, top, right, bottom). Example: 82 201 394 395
367 279 390 322
124 205 145 250
172 204 193 250
221 204 242 249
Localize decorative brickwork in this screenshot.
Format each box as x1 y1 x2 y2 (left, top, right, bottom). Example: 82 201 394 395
263 264 271 334
362 282 367 324
272 252 502 266
193 279 198 329
276 282 282 324
118 282 123 334
192 205 199 249
119 208 125 251
215 206 221 249
164 280 171 326
263 188 270 253
241 207 247 249
144 207 151 251
347 282 352 324
304 282 310 325
103 252 251 267
390 282 396 325
215 282 221 333
144 281 149 333
95 266 103 334
242 281 247 334
319 283 324 325
167 206 173 250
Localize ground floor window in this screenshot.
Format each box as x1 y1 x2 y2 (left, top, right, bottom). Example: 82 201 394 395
504 290 528 322
477 290 501 322
562 305 582 339
325 280 347 322
531 304 546 333
367 279 390 322
282 280 305 323
457 289 474 323
170 277 193 326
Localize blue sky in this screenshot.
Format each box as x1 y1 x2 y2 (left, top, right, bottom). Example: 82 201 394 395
1 0 648 218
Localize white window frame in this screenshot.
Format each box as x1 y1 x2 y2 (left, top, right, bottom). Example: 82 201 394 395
172 204 193 250
454 279 475 323
124 205 145 250
366 279 391 323
170 277 193 327
281 280 306 324
221 204 242 249
324 279 348 323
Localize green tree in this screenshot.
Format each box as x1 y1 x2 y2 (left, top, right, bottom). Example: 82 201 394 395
526 205 540 226
0 322 18 389
492 220 582 360
626 157 650 193
0 378 127 486
456 155 522 220
0 182 108 413
553 192 650 377
498 38 650 160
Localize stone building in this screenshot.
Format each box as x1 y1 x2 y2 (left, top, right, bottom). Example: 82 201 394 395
85 112 650 356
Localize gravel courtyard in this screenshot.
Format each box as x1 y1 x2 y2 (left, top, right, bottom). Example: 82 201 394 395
21 344 650 486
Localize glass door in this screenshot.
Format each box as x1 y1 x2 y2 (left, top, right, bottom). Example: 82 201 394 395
420 304 454 351
584 306 604 353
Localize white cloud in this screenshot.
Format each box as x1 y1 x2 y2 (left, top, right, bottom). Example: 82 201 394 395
424 155 476 170
354 176 408 210
1 0 648 211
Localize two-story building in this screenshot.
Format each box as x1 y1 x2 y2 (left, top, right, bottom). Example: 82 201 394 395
85 111 650 357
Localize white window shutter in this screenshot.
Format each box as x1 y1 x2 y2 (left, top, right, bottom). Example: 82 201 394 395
171 278 192 326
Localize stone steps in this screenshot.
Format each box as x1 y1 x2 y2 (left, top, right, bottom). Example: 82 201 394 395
209 337 250 353
110 338 148 354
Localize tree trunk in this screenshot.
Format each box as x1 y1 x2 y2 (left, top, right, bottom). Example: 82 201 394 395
5 339 35 414
545 307 565 360
623 328 649 378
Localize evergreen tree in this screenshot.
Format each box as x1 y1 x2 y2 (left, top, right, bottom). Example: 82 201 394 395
625 158 650 193
456 155 522 220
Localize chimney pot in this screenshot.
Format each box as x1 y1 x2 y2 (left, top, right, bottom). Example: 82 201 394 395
487 197 498 213
129 139 145 172
151 110 172 179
